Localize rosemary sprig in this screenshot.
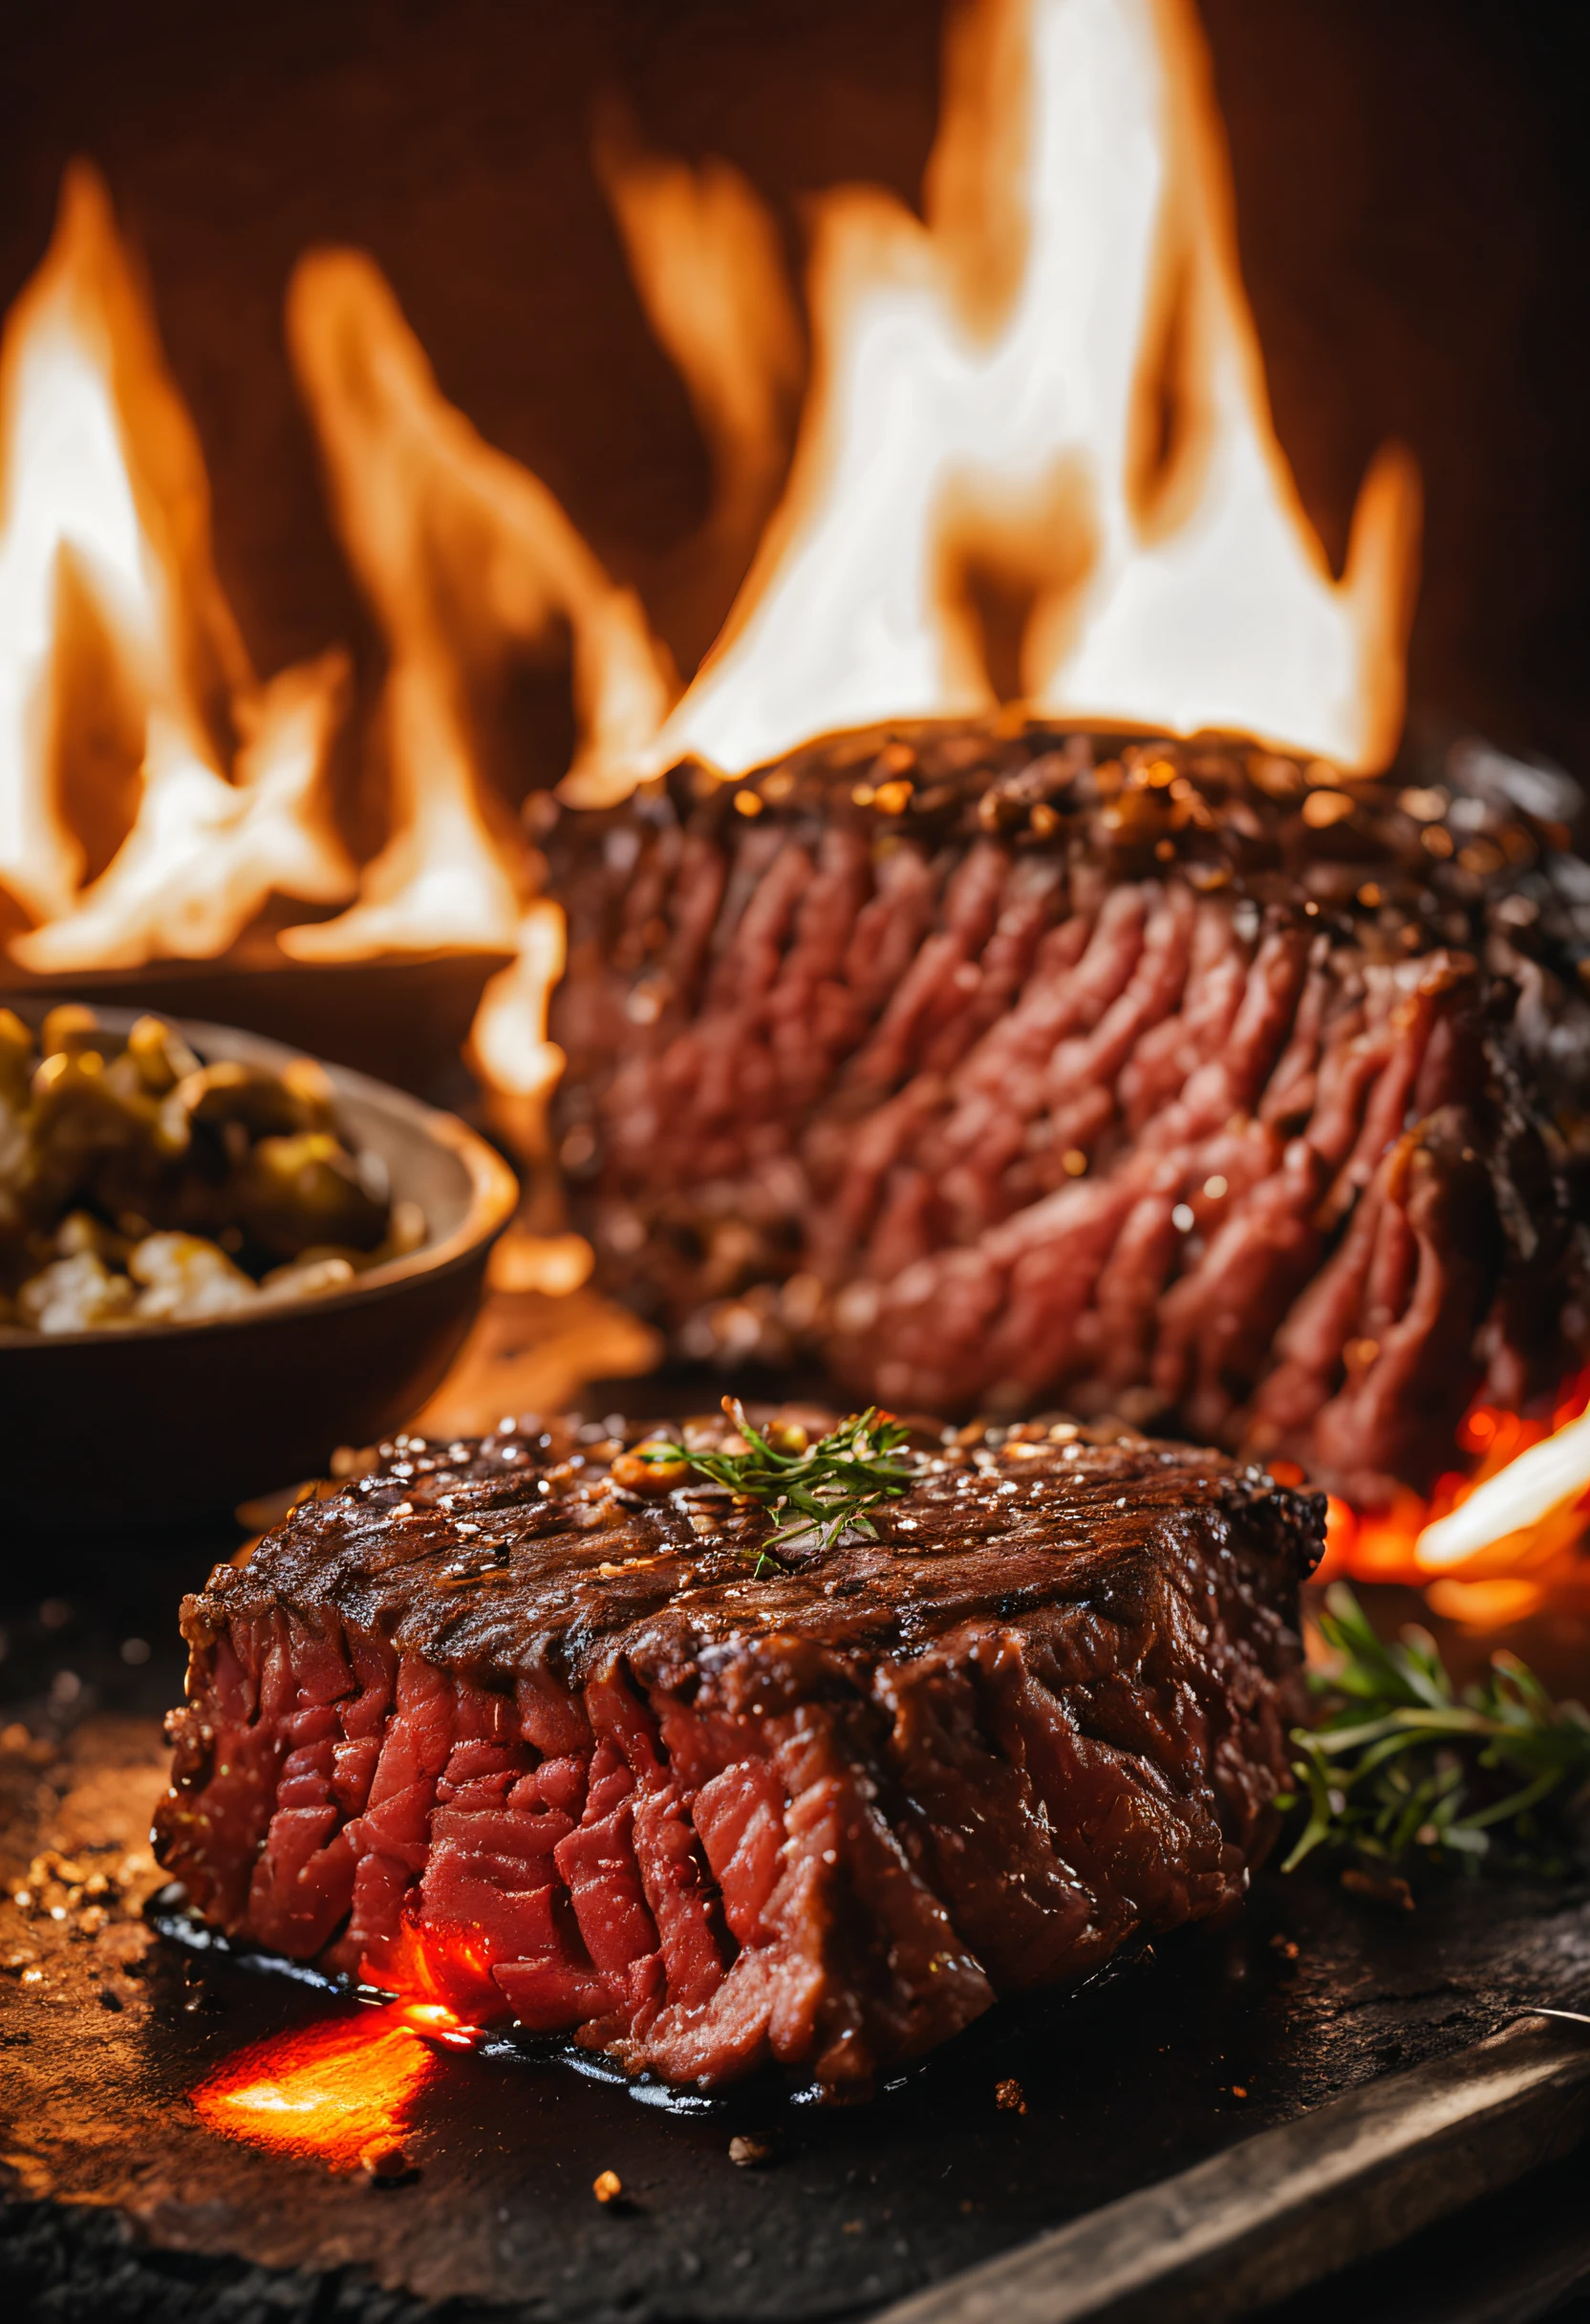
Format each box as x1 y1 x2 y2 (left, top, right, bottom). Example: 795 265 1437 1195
1279 1582 1590 1875
636 1399 918 1571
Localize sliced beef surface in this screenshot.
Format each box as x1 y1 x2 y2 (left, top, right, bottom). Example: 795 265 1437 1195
548 723 1590 1507
155 1410 1319 2097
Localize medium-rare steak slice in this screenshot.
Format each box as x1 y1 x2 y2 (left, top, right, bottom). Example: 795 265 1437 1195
155 1409 1319 2097
547 723 1590 1508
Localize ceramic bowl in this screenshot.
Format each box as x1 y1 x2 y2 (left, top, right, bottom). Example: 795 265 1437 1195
0 1011 518 1530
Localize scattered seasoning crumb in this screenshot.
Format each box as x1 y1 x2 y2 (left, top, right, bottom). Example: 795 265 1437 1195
1341 1867 1415 1912
593 2169 624 2204
19 1967 44 1987
1231 2085 1249 2100
729 2134 772 2167
360 2140 411 2182
995 2077 1027 2114
1270 1936 1300 1961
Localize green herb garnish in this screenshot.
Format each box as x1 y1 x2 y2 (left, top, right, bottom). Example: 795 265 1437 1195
637 1399 918 1573
1279 1583 1590 1874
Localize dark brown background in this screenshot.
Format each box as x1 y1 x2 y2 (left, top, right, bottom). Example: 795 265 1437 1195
4 0 1588 784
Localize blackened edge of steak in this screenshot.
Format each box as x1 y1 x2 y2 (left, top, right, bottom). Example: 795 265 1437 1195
547 721 1590 1506
154 1409 1319 2098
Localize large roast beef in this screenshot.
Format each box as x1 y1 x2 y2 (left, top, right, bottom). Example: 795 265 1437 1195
547 725 1590 1507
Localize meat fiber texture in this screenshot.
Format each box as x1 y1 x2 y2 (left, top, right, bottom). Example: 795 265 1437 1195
155 1410 1318 2098
548 724 1590 1511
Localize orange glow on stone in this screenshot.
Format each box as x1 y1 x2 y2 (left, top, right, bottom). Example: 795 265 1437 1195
191 2005 445 2169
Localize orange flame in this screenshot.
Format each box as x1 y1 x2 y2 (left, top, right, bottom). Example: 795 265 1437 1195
280 249 671 964
1320 1366 1590 1625
279 247 678 1145
0 165 355 969
623 0 1420 789
592 104 805 678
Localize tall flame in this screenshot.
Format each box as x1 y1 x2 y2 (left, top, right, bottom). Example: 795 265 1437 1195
593 106 806 673
617 0 1420 792
0 165 355 968
280 249 671 963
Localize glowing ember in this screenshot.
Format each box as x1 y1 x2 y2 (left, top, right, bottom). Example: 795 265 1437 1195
1417 1406 1590 1574
372 1910 507 2028
611 0 1419 793
486 1224 594 1298
191 2002 448 2168
0 166 355 968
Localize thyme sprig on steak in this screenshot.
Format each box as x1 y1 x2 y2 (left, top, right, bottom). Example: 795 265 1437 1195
631 1399 917 1569
1280 1584 1590 1874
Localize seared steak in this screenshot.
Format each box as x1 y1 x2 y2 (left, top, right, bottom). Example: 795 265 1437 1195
548 724 1590 1508
155 1410 1318 2096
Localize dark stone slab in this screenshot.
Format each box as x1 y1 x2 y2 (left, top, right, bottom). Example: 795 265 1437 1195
3 1519 1588 2324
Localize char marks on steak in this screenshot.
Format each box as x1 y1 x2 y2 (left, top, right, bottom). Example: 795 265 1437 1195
155 1410 1318 2095
548 724 1590 1508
